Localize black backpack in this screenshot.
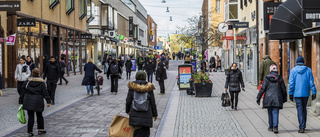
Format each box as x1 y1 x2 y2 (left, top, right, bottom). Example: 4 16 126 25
132 91 149 112
110 64 119 75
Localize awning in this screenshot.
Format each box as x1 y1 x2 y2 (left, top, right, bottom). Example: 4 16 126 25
303 26 320 36
269 0 312 40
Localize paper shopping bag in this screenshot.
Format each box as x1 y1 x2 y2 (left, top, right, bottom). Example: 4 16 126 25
109 115 134 137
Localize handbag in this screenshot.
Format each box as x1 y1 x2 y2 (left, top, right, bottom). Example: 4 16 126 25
221 91 231 107
257 82 265 98
109 115 134 137
17 105 27 124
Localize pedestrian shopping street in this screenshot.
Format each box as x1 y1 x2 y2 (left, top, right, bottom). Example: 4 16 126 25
1 60 320 137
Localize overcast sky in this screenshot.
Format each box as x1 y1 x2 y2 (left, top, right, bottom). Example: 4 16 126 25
139 0 203 37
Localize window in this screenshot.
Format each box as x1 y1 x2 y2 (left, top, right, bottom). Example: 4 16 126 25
240 0 243 10
121 0 136 12
216 0 221 13
79 0 86 20
66 0 74 15
139 29 144 37
86 1 95 23
50 0 60 9
114 10 118 31
108 6 113 29
101 6 108 26
244 0 247 7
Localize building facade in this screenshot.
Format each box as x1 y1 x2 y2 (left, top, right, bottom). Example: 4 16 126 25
147 15 157 54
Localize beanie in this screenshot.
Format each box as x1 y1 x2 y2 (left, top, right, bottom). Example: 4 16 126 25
296 56 304 65
269 64 278 72
136 70 146 80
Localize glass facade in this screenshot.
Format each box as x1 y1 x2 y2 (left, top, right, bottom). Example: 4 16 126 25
81 39 86 70
17 26 28 60
68 30 74 72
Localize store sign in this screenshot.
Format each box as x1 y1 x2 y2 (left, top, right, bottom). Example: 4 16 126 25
17 18 36 27
302 9 320 22
119 35 124 40
233 22 249 28
80 34 92 39
236 36 247 40
137 40 141 45
123 37 128 42
178 65 192 90
264 2 282 30
222 36 234 40
6 33 16 45
129 16 133 37
109 31 115 37
0 1 21 11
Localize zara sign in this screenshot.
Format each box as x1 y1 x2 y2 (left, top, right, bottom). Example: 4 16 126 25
17 18 36 27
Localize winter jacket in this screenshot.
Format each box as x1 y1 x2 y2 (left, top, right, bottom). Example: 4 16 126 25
26 61 36 72
107 61 121 77
126 80 158 127
125 60 133 73
43 61 60 83
289 65 317 97
156 60 167 81
59 60 66 72
217 58 221 67
259 56 276 81
225 68 245 92
82 62 102 86
145 61 156 75
210 57 216 65
137 57 145 65
19 77 51 112
257 72 287 109
15 64 31 81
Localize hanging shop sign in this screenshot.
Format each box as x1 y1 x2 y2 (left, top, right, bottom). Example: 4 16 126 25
109 30 115 38
119 35 124 41
17 18 35 26
222 36 234 40
0 1 21 11
236 36 247 40
6 33 16 45
264 2 282 30
178 65 192 90
123 37 128 42
129 16 133 37
232 22 249 28
137 40 141 45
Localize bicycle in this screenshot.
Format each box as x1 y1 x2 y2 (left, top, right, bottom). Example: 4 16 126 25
95 73 103 96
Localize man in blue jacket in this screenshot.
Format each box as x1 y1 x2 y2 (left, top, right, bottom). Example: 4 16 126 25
289 56 317 133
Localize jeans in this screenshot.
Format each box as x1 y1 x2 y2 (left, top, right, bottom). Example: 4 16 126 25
267 107 280 128
104 63 108 74
147 73 153 83
230 91 240 108
86 85 93 94
27 110 44 133
111 75 118 92
295 97 309 129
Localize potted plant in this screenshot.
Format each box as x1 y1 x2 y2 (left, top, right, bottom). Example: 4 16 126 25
190 71 213 97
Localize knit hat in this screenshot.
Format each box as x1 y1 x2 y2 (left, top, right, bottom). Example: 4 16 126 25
136 70 146 80
270 64 278 72
296 56 304 65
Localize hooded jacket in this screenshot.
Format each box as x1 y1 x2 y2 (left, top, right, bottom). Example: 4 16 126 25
257 72 287 109
126 80 158 127
15 63 31 81
19 77 51 112
289 65 317 97
156 58 167 81
259 55 276 81
225 68 245 92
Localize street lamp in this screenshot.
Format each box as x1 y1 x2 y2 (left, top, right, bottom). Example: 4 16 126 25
162 0 166 3
166 7 170 12
169 16 173 21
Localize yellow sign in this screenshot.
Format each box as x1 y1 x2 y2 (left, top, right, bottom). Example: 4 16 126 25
149 29 153 35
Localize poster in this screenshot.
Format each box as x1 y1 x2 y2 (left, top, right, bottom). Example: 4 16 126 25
191 60 197 72
6 33 16 45
178 65 192 90
131 59 136 71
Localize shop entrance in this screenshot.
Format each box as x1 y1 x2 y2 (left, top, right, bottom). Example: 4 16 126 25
43 35 50 58
53 37 59 59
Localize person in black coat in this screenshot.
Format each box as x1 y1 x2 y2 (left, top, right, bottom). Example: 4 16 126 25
19 68 51 136
126 71 158 137
256 65 287 133
156 57 167 95
43 56 60 105
58 57 68 85
125 58 133 79
42 55 49 77
82 58 102 95
145 58 156 83
209 56 216 72
107 59 121 95
225 63 245 110
26 56 36 72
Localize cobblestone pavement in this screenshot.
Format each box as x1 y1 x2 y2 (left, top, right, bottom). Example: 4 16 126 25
4 61 181 137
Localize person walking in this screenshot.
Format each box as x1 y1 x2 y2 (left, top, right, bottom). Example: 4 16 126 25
172 52 176 60
288 56 317 133
58 57 68 85
156 58 167 95
126 71 158 137
209 56 216 72
82 58 102 95
107 59 121 95
216 55 221 71
26 56 36 72
137 54 145 71
19 68 51 137
225 63 245 110
102 53 108 74
118 57 124 78
256 65 287 133
43 56 59 105
15 57 31 103
145 58 156 83
259 55 276 83
125 57 133 79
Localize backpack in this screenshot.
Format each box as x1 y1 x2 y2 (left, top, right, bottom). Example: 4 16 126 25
132 91 149 112
110 64 119 75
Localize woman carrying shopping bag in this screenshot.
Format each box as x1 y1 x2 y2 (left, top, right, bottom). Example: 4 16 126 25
256 65 287 134
19 68 51 137
225 63 245 110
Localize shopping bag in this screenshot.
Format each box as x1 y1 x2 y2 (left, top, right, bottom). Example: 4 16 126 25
221 92 231 107
17 105 27 124
109 115 134 137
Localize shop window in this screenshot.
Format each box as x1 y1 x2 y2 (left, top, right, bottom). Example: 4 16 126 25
50 0 60 9
75 39 80 72
30 22 41 68
41 24 48 35
139 29 144 37
79 0 87 20
216 0 221 13
68 30 74 72
66 0 74 15
81 39 86 70
17 26 28 60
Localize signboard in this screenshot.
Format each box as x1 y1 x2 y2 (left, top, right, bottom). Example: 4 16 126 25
80 34 92 39
302 0 320 9
232 22 249 28
129 16 133 37
0 38 4 43
302 9 320 22
131 59 136 71
222 36 234 40
191 60 197 72
6 34 16 45
137 40 141 45
236 36 247 40
178 65 192 90
264 2 282 30
124 37 128 42
109 31 115 37
0 1 21 11
17 18 35 26
119 35 124 40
